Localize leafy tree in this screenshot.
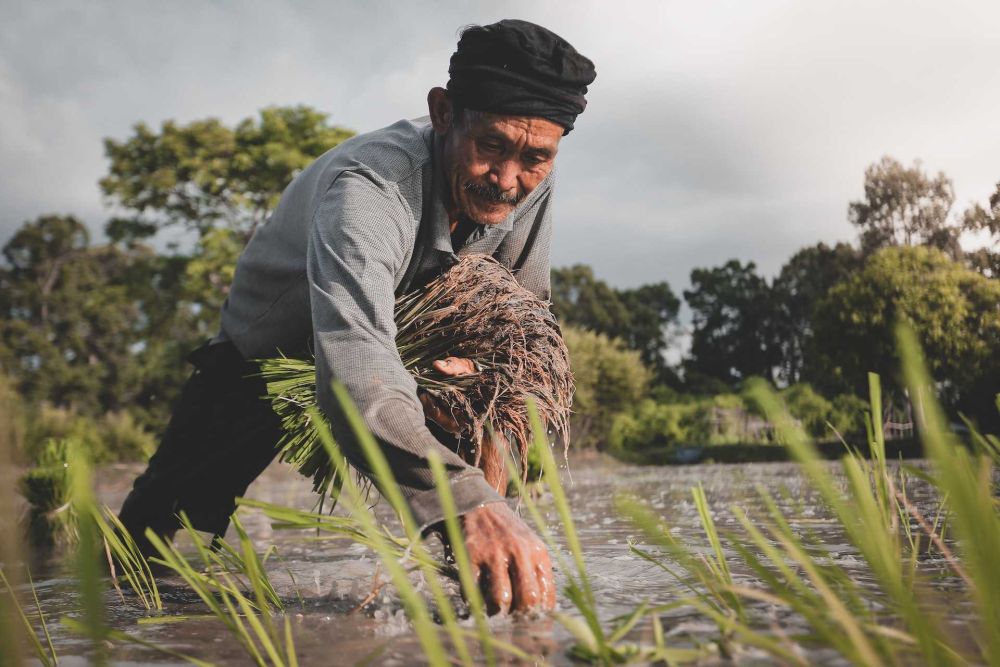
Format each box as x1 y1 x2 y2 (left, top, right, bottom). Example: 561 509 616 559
551 265 629 333
810 246 1000 430
551 265 680 383
101 105 354 240
616 282 681 378
962 180 1000 278
562 326 651 448
683 260 778 386
95 106 355 430
0 216 146 414
771 242 862 384
849 156 960 257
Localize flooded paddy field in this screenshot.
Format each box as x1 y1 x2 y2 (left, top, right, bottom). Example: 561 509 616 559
23 457 963 665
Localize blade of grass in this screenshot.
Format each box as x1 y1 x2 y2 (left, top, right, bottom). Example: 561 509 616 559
308 403 451 667
67 440 108 666
897 323 1000 664
327 384 478 666
0 567 56 667
427 451 495 667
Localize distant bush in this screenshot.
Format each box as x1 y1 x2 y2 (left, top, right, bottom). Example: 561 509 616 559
828 393 868 438
780 383 834 438
680 394 756 445
563 326 650 448
609 400 693 452
605 382 870 453
24 404 154 464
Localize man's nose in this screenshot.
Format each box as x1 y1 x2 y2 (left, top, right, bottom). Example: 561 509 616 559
488 160 519 195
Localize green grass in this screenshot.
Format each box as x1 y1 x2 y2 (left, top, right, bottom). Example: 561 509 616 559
0 566 57 667
143 513 297 667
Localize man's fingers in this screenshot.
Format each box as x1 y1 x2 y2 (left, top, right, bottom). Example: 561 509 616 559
539 551 556 609
418 391 462 433
517 542 556 612
433 356 477 377
479 559 513 616
509 549 544 612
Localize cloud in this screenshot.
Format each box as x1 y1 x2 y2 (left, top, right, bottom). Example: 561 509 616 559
1 0 998 293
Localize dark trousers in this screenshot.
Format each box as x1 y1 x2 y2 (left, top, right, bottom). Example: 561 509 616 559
117 342 283 555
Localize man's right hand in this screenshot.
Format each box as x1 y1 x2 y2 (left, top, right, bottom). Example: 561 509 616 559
423 356 554 612
458 502 556 615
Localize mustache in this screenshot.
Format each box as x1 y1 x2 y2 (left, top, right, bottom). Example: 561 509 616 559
463 181 523 205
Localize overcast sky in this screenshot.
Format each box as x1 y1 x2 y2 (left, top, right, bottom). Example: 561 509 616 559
2 0 999 293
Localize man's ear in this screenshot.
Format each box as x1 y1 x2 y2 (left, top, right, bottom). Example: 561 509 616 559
427 87 454 134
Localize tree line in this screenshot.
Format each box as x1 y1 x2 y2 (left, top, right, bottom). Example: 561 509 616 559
553 157 1000 440
1 106 998 460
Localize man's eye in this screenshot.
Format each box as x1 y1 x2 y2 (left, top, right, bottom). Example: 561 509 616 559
479 140 503 153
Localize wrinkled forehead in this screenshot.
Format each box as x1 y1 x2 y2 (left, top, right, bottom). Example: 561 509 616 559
461 110 564 149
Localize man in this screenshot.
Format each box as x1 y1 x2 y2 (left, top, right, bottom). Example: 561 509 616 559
118 19 596 615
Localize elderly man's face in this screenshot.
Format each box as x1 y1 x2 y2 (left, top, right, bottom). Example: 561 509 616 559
428 88 563 226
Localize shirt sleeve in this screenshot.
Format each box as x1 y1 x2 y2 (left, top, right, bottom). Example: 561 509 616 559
306 170 504 529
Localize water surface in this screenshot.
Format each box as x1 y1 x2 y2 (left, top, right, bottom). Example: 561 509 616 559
24 456 958 665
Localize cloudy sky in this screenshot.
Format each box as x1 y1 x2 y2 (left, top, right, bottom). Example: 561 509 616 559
2 0 998 293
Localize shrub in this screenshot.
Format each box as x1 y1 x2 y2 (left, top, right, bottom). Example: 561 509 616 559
562 326 651 448
24 405 154 464
780 383 834 438
828 393 868 438
609 400 693 452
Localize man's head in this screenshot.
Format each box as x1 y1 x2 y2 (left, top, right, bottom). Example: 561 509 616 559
428 20 596 226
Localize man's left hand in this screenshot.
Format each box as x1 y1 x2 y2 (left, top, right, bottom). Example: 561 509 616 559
419 357 477 433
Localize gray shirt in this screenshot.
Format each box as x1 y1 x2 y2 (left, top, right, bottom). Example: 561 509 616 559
217 117 554 528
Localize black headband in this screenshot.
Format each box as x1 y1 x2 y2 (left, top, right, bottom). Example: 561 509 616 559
447 19 596 134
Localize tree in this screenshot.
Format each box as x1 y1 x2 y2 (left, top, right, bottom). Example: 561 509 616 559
963 180 1000 278
848 156 960 257
810 246 1000 430
551 265 680 383
94 106 356 429
771 242 861 384
683 260 778 386
551 265 629 332
101 105 355 240
0 216 147 414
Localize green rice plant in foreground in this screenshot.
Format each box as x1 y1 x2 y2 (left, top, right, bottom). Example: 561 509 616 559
312 385 544 666
0 566 57 667
64 438 109 665
897 324 1000 663
93 505 163 611
616 323 999 666
143 514 297 667
50 441 214 666
503 408 710 665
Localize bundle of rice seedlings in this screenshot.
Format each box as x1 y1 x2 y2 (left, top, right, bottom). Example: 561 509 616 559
18 438 78 547
260 254 574 498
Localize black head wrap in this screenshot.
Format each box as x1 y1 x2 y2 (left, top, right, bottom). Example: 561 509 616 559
446 19 596 134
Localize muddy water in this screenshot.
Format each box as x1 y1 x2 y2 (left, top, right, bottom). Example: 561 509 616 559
24 457 955 665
